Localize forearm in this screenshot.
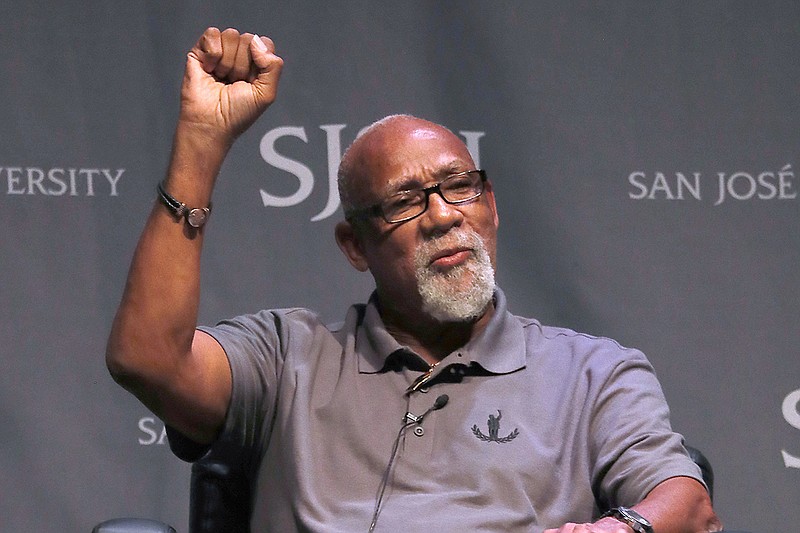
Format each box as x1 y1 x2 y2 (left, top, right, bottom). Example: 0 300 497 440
543 477 722 533
106 123 228 394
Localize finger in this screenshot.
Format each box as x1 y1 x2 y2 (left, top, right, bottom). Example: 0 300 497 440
248 35 274 81
230 32 256 82
250 35 279 69
249 34 284 105
190 27 223 74
254 34 276 54
214 28 242 80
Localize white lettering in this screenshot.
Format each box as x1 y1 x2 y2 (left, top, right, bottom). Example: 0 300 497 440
727 172 757 200
629 166 796 205
459 131 486 169
628 171 649 199
5 167 25 194
69 168 79 196
102 168 124 197
2 166 125 196
259 126 314 208
311 124 346 222
257 124 486 221
778 164 797 199
47 168 68 195
138 416 168 445
138 417 159 445
756 172 778 199
82 168 99 196
715 165 797 205
714 173 726 205
649 172 674 199
675 172 701 200
27 167 47 195
782 388 800 468
628 172 702 200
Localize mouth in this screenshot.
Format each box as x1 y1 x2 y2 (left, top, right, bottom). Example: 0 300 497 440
428 247 474 269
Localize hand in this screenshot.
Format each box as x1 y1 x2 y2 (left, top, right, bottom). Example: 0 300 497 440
178 27 284 146
543 517 633 533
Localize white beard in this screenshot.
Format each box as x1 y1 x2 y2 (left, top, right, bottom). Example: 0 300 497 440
414 229 496 322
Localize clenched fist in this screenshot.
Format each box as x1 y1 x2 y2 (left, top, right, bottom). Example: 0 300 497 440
179 27 284 145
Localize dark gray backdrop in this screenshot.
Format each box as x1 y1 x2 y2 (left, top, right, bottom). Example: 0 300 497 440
1 2 797 531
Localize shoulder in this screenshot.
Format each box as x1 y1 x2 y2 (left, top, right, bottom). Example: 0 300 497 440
208 306 325 336
201 302 370 356
195 307 328 360
515 315 650 372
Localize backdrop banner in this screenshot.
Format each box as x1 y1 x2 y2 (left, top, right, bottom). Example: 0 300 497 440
1 2 797 531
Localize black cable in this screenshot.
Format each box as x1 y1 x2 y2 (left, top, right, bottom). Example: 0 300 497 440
368 395 449 532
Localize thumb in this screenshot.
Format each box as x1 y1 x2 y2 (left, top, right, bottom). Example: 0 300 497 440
249 35 284 106
183 50 210 86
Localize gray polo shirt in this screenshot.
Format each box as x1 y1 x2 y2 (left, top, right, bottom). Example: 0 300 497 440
182 288 701 532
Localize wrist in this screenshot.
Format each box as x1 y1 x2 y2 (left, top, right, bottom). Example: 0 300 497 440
157 180 212 228
172 119 233 169
165 123 229 198
601 507 654 533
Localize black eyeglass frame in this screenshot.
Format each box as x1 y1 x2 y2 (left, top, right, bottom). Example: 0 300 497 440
344 169 488 224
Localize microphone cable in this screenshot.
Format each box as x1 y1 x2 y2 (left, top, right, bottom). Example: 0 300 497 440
368 394 449 532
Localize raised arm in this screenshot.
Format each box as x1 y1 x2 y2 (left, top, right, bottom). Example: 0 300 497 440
106 27 283 444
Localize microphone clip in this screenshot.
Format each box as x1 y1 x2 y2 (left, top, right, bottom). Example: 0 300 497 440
402 394 449 425
403 412 423 424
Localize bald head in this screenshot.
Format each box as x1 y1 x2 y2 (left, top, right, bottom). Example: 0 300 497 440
337 115 475 214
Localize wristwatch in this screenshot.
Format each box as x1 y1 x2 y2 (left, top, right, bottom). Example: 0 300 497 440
157 181 212 228
602 507 654 533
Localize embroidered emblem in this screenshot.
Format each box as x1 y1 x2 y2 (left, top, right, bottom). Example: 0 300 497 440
471 410 519 443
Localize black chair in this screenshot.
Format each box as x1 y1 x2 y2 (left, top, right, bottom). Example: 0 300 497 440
94 431 253 533
685 444 714 501
188 454 251 533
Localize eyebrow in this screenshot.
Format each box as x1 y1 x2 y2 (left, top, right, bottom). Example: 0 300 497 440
383 163 469 195
385 177 425 196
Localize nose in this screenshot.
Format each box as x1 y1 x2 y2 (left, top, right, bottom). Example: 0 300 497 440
420 190 463 234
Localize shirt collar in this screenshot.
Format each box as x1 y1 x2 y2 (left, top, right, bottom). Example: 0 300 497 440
355 287 526 375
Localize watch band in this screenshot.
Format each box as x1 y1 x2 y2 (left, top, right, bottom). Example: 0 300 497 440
157 181 212 228
602 507 654 533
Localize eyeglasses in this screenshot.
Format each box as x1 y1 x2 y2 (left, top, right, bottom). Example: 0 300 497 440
345 169 488 224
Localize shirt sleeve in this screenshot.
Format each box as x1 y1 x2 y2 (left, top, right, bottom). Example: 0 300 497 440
166 309 288 465
588 346 704 509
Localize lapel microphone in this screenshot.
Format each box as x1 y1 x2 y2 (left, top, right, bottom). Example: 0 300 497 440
404 394 449 424
368 394 450 532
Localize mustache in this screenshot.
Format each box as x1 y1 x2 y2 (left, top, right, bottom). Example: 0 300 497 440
415 230 485 268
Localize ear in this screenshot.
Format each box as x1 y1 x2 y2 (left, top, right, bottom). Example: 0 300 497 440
335 220 370 272
483 179 500 229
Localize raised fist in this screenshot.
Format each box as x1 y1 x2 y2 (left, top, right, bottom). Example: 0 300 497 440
178 27 284 144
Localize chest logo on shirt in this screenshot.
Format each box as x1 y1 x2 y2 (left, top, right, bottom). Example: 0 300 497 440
471 410 519 443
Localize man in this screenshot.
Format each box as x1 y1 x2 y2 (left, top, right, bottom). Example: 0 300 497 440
107 27 723 532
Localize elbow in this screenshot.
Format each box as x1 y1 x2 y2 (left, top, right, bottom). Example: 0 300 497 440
105 337 140 390
703 507 724 532
642 476 724 533
690 480 723 532
105 325 161 391
687 483 724 532
105 326 187 393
